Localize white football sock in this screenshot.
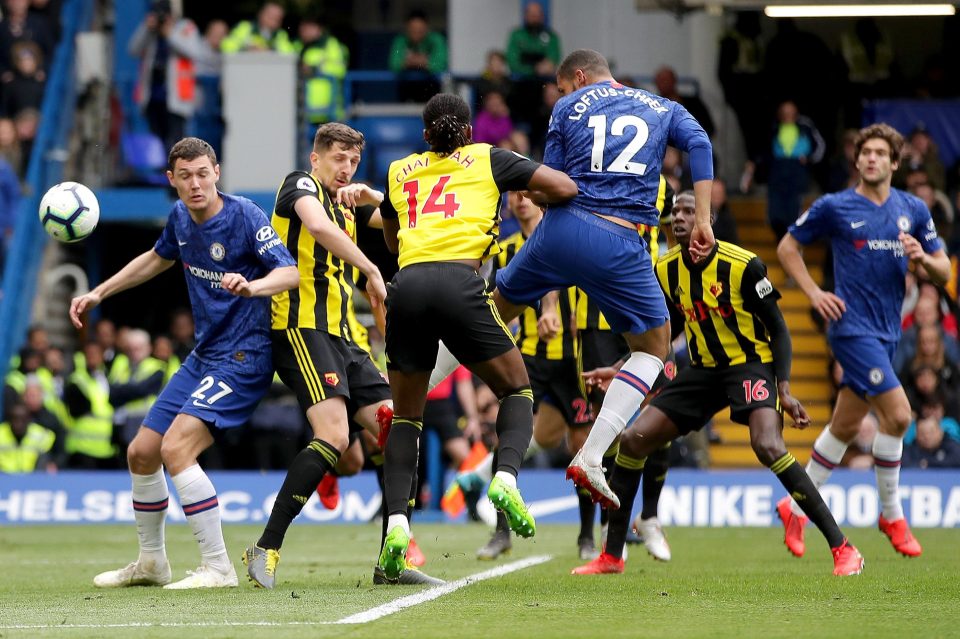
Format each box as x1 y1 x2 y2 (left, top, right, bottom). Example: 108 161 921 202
581 352 663 466
428 341 461 391
873 432 905 521
131 468 168 557
171 464 230 572
791 425 849 517
494 470 517 488
387 513 411 536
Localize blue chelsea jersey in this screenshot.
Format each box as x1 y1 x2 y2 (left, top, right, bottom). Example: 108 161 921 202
544 80 710 226
788 188 943 341
153 192 296 373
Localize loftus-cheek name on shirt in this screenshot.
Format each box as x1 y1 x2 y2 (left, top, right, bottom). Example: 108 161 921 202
185 263 225 289
394 151 476 182
566 86 669 121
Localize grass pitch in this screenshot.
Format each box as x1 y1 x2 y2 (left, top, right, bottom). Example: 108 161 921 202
1 523 956 639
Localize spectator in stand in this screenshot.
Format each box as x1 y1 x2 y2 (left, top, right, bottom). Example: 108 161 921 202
108 328 167 447
505 1 560 79
0 0 54 77
0 150 20 262
506 2 560 129
903 363 958 418
710 179 739 244
93 318 120 375
21 377 64 468
653 65 715 139
220 1 295 54
826 129 861 193
63 342 117 469
895 285 960 373
906 170 953 242
895 127 946 192
0 117 20 175
765 100 825 242
193 19 227 157
127 0 202 151
0 400 56 473
168 308 195 363
28 0 61 40
473 90 513 146
12 107 37 163
1 41 44 118
906 324 960 406
717 11 764 192
388 10 447 102
477 50 513 108
297 15 347 125
528 80 559 159
3 346 42 411
840 18 898 127
903 408 960 468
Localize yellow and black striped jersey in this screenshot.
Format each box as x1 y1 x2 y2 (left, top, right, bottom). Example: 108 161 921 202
576 175 673 331
655 241 778 369
379 144 539 268
492 231 577 360
270 170 359 338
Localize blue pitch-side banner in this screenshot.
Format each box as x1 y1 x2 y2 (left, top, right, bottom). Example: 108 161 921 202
0 469 958 527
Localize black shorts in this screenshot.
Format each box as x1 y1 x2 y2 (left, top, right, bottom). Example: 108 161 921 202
386 262 516 372
423 397 464 442
579 329 630 372
650 361 781 434
272 328 391 417
524 354 592 427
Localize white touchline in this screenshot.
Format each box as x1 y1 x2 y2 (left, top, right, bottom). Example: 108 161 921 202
335 555 554 624
0 555 553 631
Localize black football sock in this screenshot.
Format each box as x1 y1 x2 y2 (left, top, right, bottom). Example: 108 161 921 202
770 452 845 549
603 452 645 560
640 443 670 520
370 451 388 548
493 388 534 476
258 438 340 550
577 486 595 542
384 417 422 517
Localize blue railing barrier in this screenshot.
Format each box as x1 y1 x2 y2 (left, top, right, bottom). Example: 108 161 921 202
2 469 958 527
0 0 95 409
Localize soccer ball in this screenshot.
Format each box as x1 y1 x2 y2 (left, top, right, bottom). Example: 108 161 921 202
38 182 100 243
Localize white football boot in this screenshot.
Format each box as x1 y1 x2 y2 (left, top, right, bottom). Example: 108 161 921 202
93 556 172 588
163 563 238 589
633 515 672 562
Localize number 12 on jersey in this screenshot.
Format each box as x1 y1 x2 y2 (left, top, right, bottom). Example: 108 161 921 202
402 176 462 228
587 114 649 176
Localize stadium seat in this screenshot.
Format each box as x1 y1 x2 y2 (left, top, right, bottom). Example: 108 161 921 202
120 132 169 186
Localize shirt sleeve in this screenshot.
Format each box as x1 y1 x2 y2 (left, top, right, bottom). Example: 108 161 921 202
245 202 296 269
740 257 791 381
667 103 712 165
274 172 321 219
379 191 398 220
356 204 376 228
787 195 831 245
489 147 540 193
542 107 566 171
915 199 944 254
153 211 180 261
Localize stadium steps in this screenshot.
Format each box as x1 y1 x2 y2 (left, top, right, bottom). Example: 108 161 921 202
708 197 830 468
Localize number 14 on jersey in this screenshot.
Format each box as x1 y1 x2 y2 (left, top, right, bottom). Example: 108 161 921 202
402 176 462 228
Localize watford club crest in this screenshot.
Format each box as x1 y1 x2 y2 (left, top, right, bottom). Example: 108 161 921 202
324 372 340 386
709 282 724 298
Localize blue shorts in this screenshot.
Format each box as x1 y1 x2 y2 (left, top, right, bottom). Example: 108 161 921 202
829 335 901 398
143 353 272 434
495 206 668 334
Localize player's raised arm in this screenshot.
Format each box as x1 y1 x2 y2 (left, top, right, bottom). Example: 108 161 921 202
293 193 387 307
69 249 175 328
668 105 714 261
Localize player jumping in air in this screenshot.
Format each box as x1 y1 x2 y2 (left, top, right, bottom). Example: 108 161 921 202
776 123 949 559
75 137 299 589
572 192 864 576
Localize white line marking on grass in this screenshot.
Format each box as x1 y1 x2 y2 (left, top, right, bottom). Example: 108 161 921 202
335 554 553 625
0 554 553 630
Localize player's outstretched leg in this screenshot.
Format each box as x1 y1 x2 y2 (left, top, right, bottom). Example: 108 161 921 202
785 424 850 556
378 417 421 579
569 352 666 508
487 388 536 538
766 451 863 576
166 464 238 589
573 452 647 575
94 466 172 588
633 443 671 561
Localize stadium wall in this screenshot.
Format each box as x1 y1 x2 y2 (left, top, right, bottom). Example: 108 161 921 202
2 469 959 527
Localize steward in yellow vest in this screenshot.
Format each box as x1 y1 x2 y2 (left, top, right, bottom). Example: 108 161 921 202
296 16 347 124
63 343 117 469
0 402 56 473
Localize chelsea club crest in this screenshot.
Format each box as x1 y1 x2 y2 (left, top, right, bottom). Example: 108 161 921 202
209 242 226 261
